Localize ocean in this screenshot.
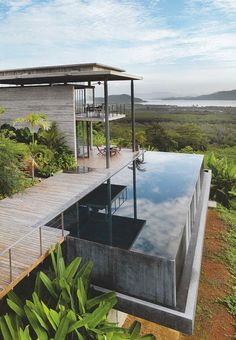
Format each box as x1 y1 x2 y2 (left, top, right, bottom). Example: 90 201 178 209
139 99 236 107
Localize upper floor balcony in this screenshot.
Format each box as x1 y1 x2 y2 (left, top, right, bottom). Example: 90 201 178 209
75 103 126 122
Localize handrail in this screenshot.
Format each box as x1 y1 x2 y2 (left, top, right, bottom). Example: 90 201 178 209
0 212 66 284
75 104 126 116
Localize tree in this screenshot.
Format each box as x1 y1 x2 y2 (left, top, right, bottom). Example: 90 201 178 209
174 123 208 151
14 113 51 179
0 138 27 197
146 123 177 151
14 113 50 145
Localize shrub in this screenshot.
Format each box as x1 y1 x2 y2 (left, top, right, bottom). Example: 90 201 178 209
38 122 69 153
206 153 236 208
55 151 76 171
0 138 28 197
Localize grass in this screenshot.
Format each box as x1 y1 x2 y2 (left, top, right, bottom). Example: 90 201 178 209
217 205 236 320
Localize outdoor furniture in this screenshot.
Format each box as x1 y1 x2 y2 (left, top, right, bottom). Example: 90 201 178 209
96 145 106 156
96 145 121 157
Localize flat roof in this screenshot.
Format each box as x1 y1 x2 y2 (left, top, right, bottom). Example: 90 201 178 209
0 63 142 85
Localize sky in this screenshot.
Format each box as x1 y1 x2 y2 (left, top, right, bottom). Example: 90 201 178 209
0 0 236 97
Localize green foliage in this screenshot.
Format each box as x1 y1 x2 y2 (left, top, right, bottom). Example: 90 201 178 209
0 123 32 144
0 244 156 340
179 146 194 153
55 151 76 171
217 206 236 320
14 113 51 179
206 153 236 208
217 205 236 277
0 137 28 197
146 123 177 151
38 122 68 153
174 123 208 151
219 290 236 317
93 129 106 146
0 106 4 116
38 122 76 172
14 113 50 144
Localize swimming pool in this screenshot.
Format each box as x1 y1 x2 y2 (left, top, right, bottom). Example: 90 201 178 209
63 151 204 308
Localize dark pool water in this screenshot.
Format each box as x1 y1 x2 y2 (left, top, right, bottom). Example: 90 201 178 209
111 151 203 259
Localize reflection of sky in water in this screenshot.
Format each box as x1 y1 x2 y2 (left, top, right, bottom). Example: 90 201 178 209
112 152 203 259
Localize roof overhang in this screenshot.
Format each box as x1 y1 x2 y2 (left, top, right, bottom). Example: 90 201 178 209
0 63 142 85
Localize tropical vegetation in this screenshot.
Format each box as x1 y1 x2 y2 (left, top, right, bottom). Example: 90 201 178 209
0 109 76 197
0 244 155 340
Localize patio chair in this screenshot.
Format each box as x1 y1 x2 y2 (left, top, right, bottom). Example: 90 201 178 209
96 145 106 156
110 145 121 156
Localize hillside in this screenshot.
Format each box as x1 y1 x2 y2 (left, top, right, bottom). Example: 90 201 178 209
164 89 236 100
96 94 145 104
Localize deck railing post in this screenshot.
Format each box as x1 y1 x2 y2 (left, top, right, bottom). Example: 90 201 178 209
9 249 12 282
131 80 136 152
61 212 65 237
39 227 43 256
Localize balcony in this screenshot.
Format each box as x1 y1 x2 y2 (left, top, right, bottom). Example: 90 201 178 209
76 104 126 122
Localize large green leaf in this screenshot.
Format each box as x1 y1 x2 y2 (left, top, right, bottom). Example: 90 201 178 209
86 302 114 329
54 314 71 340
77 278 87 314
24 305 48 340
58 257 66 280
8 290 24 309
32 292 47 322
87 292 116 310
0 316 12 340
41 301 57 331
3 314 17 339
75 260 93 293
7 298 25 318
65 257 82 282
39 272 58 299
128 321 141 339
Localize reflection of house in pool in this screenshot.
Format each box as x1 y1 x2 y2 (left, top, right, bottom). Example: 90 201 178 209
0 64 211 335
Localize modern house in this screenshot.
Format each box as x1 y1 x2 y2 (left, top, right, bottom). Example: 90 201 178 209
0 63 211 335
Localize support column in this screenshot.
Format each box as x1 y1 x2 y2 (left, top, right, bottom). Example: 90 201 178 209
104 78 110 168
90 121 93 150
133 160 137 219
107 178 112 245
131 80 135 152
86 121 90 158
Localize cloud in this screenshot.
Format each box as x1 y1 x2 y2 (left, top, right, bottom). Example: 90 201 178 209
188 0 236 15
0 0 235 94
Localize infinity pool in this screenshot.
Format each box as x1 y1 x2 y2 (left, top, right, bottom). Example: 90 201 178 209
63 151 204 308
112 151 203 259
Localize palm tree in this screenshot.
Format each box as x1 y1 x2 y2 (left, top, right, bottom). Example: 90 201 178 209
14 113 51 179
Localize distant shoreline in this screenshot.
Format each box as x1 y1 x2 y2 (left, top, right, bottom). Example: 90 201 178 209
138 99 236 108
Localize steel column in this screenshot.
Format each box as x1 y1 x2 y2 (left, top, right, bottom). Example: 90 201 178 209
104 79 110 168
90 121 93 150
131 80 135 152
133 160 137 219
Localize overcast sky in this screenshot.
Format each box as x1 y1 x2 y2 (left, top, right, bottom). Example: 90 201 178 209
0 0 236 97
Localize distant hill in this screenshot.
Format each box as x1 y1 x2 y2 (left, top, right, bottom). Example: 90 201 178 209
96 94 145 104
164 89 236 101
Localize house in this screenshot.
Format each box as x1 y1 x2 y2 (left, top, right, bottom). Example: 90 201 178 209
0 63 211 334
0 63 141 163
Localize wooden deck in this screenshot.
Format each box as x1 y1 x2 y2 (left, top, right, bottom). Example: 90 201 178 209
78 148 140 170
0 148 141 299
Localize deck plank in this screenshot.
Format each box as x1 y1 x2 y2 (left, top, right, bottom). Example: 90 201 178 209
0 149 141 299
